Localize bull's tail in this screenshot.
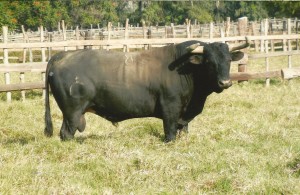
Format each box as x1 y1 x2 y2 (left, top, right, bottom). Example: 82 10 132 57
44 62 53 137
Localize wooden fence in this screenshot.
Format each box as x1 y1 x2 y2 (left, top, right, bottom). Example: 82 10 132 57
1 18 300 102
2 17 300 43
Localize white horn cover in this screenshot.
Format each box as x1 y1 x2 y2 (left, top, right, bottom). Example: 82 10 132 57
187 43 204 53
190 46 204 53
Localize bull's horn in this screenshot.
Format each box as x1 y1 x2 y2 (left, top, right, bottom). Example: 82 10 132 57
187 43 204 53
187 43 200 50
229 36 250 51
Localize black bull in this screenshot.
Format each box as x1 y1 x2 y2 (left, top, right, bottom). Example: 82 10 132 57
45 39 249 142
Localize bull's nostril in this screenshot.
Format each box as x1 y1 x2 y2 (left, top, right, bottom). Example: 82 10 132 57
218 81 225 87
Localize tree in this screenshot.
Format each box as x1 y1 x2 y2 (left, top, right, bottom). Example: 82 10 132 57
265 1 300 18
188 1 214 23
0 0 300 32
67 0 119 28
0 1 19 31
141 2 164 26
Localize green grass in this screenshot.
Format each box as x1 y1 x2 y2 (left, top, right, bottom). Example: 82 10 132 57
0 78 299 194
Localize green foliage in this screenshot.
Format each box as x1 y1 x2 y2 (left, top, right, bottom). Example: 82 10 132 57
265 1 300 18
188 2 214 23
0 1 299 31
141 2 164 26
0 1 19 30
67 0 119 28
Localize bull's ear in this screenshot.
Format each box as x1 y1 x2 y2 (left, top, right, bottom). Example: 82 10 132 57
231 51 244 61
189 55 204 65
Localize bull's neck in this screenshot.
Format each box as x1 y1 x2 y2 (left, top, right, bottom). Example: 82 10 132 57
193 66 214 96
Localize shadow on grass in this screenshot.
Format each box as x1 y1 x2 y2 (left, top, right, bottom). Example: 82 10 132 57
75 122 165 143
128 122 165 142
143 125 165 142
2 136 36 146
75 134 111 144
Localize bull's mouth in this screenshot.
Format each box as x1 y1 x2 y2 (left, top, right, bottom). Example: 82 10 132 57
215 87 224 93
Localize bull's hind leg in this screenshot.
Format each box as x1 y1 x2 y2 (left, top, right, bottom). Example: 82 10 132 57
60 111 86 141
177 123 189 134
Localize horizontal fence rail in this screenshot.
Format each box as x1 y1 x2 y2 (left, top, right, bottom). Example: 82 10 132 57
0 34 299 49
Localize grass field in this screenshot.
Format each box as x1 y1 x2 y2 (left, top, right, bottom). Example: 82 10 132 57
0 50 299 194
0 76 299 194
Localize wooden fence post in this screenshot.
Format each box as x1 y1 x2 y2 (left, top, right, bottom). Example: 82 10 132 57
107 22 112 51
260 20 265 52
58 21 61 32
124 18 129 52
296 20 299 50
186 19 191 38
264 19 270 87
237 17 248 82
251 22 259 52
48 33 53 58
220 26 225 43
190 23 194 38
238 17 248 36
107 22 112 40
3 26 11 102
171 23 175 38
142 21 147 39
142 21 148 50
75 26 80 50
61 20 67 51
282 19 288 52
209 22 214 39
21 25 28 63
147 26 152 50
164 26 168 38
225 17 230 37
288 18 292 68
21 25 28 101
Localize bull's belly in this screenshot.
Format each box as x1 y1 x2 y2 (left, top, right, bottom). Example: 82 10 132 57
86 95 159 122
86 104 158 122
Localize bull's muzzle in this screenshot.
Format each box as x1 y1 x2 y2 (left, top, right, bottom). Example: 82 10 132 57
218 80 232 89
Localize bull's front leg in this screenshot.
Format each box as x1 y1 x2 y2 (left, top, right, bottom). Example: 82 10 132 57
163 117 178 142
160 99 182 142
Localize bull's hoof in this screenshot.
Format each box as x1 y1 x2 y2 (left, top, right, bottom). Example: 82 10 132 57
164 135 176 143
60 131 75 141
44 128 53 137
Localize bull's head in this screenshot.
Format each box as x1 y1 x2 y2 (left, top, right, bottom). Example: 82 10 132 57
186 37 249 93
